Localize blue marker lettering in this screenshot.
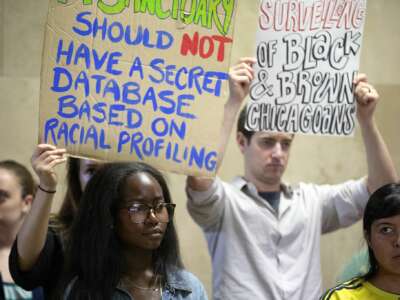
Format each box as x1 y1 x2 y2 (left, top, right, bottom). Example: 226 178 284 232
73 11 92 37
118 131 130 152
188 67 204 94
92 74 107 94
130 132 144 159
108 21 124 43
99 129 111 149
151 117 168 137
74 43 91 69
78 100 91 121
148 58 164 83
103 78 120 101
108 104 125 126
57 95 78 118
189 147 205 169
142 28 155 48
69 123 80 144
205 151 217 171
52 67 72 93
106 52 122 75
125 25 143 45
143 87 157 111
129 57 144 79
155 30 174 49
142 138 154 156
175 67 188 90
153 139 164 157
56 39 74 65
44 118 59 144
93 16 108 40
126 108 143 129
57 122 69 146
92 102 107 123
158 90 175 115
177 94 196 119
75 71 90 97
122 82 141 105
92 50 109 71
84 125 99 149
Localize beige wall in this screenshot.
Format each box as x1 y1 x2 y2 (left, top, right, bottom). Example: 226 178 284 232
1 0 399 298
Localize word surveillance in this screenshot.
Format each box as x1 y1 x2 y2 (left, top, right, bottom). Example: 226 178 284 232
259 0 366 32
58 0 235 36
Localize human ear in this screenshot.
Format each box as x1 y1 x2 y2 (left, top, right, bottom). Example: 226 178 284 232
21 194 33 214
236 132 247 154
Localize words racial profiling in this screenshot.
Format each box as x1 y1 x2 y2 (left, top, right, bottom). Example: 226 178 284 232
44 10 231 172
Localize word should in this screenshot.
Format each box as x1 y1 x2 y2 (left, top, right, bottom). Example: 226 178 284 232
74 12 173 49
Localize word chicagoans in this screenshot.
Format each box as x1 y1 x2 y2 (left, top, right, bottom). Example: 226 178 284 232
246 102 355 135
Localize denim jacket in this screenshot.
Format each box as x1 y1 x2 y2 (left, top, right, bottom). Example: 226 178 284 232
65 269 208 300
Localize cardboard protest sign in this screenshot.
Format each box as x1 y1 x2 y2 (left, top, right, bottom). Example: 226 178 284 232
247 0 367 135
39 0 237 176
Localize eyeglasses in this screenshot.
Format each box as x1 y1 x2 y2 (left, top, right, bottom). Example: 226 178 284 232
122 203 176 224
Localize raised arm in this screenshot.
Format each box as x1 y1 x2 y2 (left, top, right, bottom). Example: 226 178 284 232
355 74 398 193
16 144 66 271
187 57 256 191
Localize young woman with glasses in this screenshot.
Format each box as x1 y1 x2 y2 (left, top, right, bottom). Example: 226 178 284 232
321 183 400 300
10 145 207 299
61 162 207 299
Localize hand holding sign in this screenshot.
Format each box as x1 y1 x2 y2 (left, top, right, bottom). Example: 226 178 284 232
228 57 256 104
354 74 379 124
31 144 67 191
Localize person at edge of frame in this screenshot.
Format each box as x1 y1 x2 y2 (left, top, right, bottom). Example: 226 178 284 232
185 57 398 300
0 160 44 299
321 183 400 300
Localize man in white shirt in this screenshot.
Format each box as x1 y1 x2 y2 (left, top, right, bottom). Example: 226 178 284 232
186 57 398 300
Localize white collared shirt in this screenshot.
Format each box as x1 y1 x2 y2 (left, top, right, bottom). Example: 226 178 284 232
186 177 369 300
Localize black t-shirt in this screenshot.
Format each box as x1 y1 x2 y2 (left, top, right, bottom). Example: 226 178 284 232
1 271 44 300
9 228 64 299
0 273 5 300
258 191 281 213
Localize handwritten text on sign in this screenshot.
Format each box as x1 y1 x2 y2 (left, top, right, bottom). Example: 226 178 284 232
247 0 367 136
40 0 237 176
